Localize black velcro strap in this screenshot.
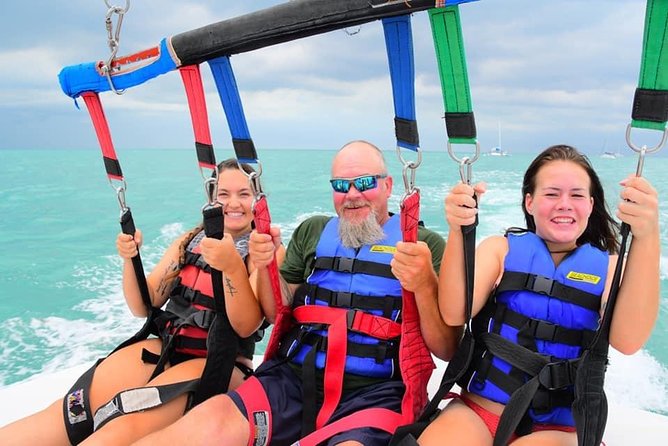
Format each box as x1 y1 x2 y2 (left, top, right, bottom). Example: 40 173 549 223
632 88 668 123
444 112 476 139
306 284 402 314
183 251 211 272
170 283 215 311
394 117 419 146
285 330 399 363
494 304 595 347
313 256 394 279
496 271 601 312
103 156 123 178
195 141 216 166
232 138 258 161
531 388 574 414
173 335 208 352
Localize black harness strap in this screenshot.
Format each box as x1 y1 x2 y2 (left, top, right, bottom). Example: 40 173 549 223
495 271 601 312
313 256 395 279
190 206 239 406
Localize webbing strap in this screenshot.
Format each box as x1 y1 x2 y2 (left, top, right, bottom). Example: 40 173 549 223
294 407 404 446
191 204 238 406
292 306 348 430
81 92 123 181
253 196 289 361
399 190 434 422
179 65 216 170
631 0 668 131
80 92 152 312
382 15 419 151
208 56 259 163
429 6 477 143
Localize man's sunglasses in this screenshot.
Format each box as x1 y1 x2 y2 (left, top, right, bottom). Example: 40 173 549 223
329 174 387 193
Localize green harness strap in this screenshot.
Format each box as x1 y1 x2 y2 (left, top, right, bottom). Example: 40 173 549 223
429 6 476 145
631 0 668 131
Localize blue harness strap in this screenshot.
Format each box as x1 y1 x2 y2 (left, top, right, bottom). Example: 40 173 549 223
382 15 419 151
207 56 258 164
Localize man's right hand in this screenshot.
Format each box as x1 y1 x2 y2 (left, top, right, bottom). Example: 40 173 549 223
249 226 282 268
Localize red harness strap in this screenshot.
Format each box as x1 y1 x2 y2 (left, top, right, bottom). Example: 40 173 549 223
399 190 435 422
294 407 404 446
80 92 123 181
253 195 290 360
235 376 273 446
178 64 216 171
292 305 401 429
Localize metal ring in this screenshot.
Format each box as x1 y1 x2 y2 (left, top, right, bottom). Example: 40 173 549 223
395 145 422 170
446 140 480 165
105 0 130 13
625 123 668 155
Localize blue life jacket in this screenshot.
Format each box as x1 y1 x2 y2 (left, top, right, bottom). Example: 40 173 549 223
465 231 607 426
285 215 403 378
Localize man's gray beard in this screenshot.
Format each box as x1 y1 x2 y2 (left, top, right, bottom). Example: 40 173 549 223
338 210 386 249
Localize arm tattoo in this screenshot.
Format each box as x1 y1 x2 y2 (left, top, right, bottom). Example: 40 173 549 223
156 261 179 298
225 277 238 297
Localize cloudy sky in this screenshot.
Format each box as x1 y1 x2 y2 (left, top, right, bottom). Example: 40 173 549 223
0 0 659 154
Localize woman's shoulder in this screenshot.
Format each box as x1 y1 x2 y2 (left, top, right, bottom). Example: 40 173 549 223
478 234 509 255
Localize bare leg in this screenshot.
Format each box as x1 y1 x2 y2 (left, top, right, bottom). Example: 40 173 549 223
132 393 250 446
511 430 577 445
418 399 492 446
0 399 70 446
0 339 163 446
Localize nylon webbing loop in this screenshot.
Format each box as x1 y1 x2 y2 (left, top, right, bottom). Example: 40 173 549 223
429 6 476 143
631 0 668 131
383 15 419 150
81 92 124 181
208 56 259 163
179 65 216 171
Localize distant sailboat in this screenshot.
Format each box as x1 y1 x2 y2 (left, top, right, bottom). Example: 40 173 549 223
599 139 622 159
488 121 508 156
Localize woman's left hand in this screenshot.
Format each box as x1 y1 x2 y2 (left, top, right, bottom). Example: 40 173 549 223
200 234 243 272
617 175 659 239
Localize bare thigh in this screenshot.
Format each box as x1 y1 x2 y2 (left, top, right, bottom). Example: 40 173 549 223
87 338 164 413
82 356 253 445
511 430 577 446
418 399 493 446
0 338 162 446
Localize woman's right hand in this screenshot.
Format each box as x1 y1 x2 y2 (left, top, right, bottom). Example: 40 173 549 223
444 182 486 228
116 229 142 259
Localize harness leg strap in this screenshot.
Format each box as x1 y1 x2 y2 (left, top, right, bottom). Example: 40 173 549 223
294 407 404 446
93 379 200 431
63 359 103 445
235 376 273 446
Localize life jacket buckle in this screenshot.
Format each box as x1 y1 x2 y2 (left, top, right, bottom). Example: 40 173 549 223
335 256 355 273
530 319 558 341
538 359 576 390
192 310 215 329
336 291 353 307
527 274 554 295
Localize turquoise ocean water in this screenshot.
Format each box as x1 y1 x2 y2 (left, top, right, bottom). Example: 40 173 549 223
1 148 667 415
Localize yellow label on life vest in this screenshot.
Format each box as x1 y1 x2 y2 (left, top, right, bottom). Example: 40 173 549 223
566 271 601 285
370 245 397 254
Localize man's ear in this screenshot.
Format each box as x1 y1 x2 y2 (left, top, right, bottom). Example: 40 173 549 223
384 175 393 197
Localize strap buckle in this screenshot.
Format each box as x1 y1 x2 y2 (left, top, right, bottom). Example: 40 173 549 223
335 257 355 273
538 359 577 390
527 275 554 295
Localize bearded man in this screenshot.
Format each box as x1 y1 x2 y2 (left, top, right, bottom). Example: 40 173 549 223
134 140 460 446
